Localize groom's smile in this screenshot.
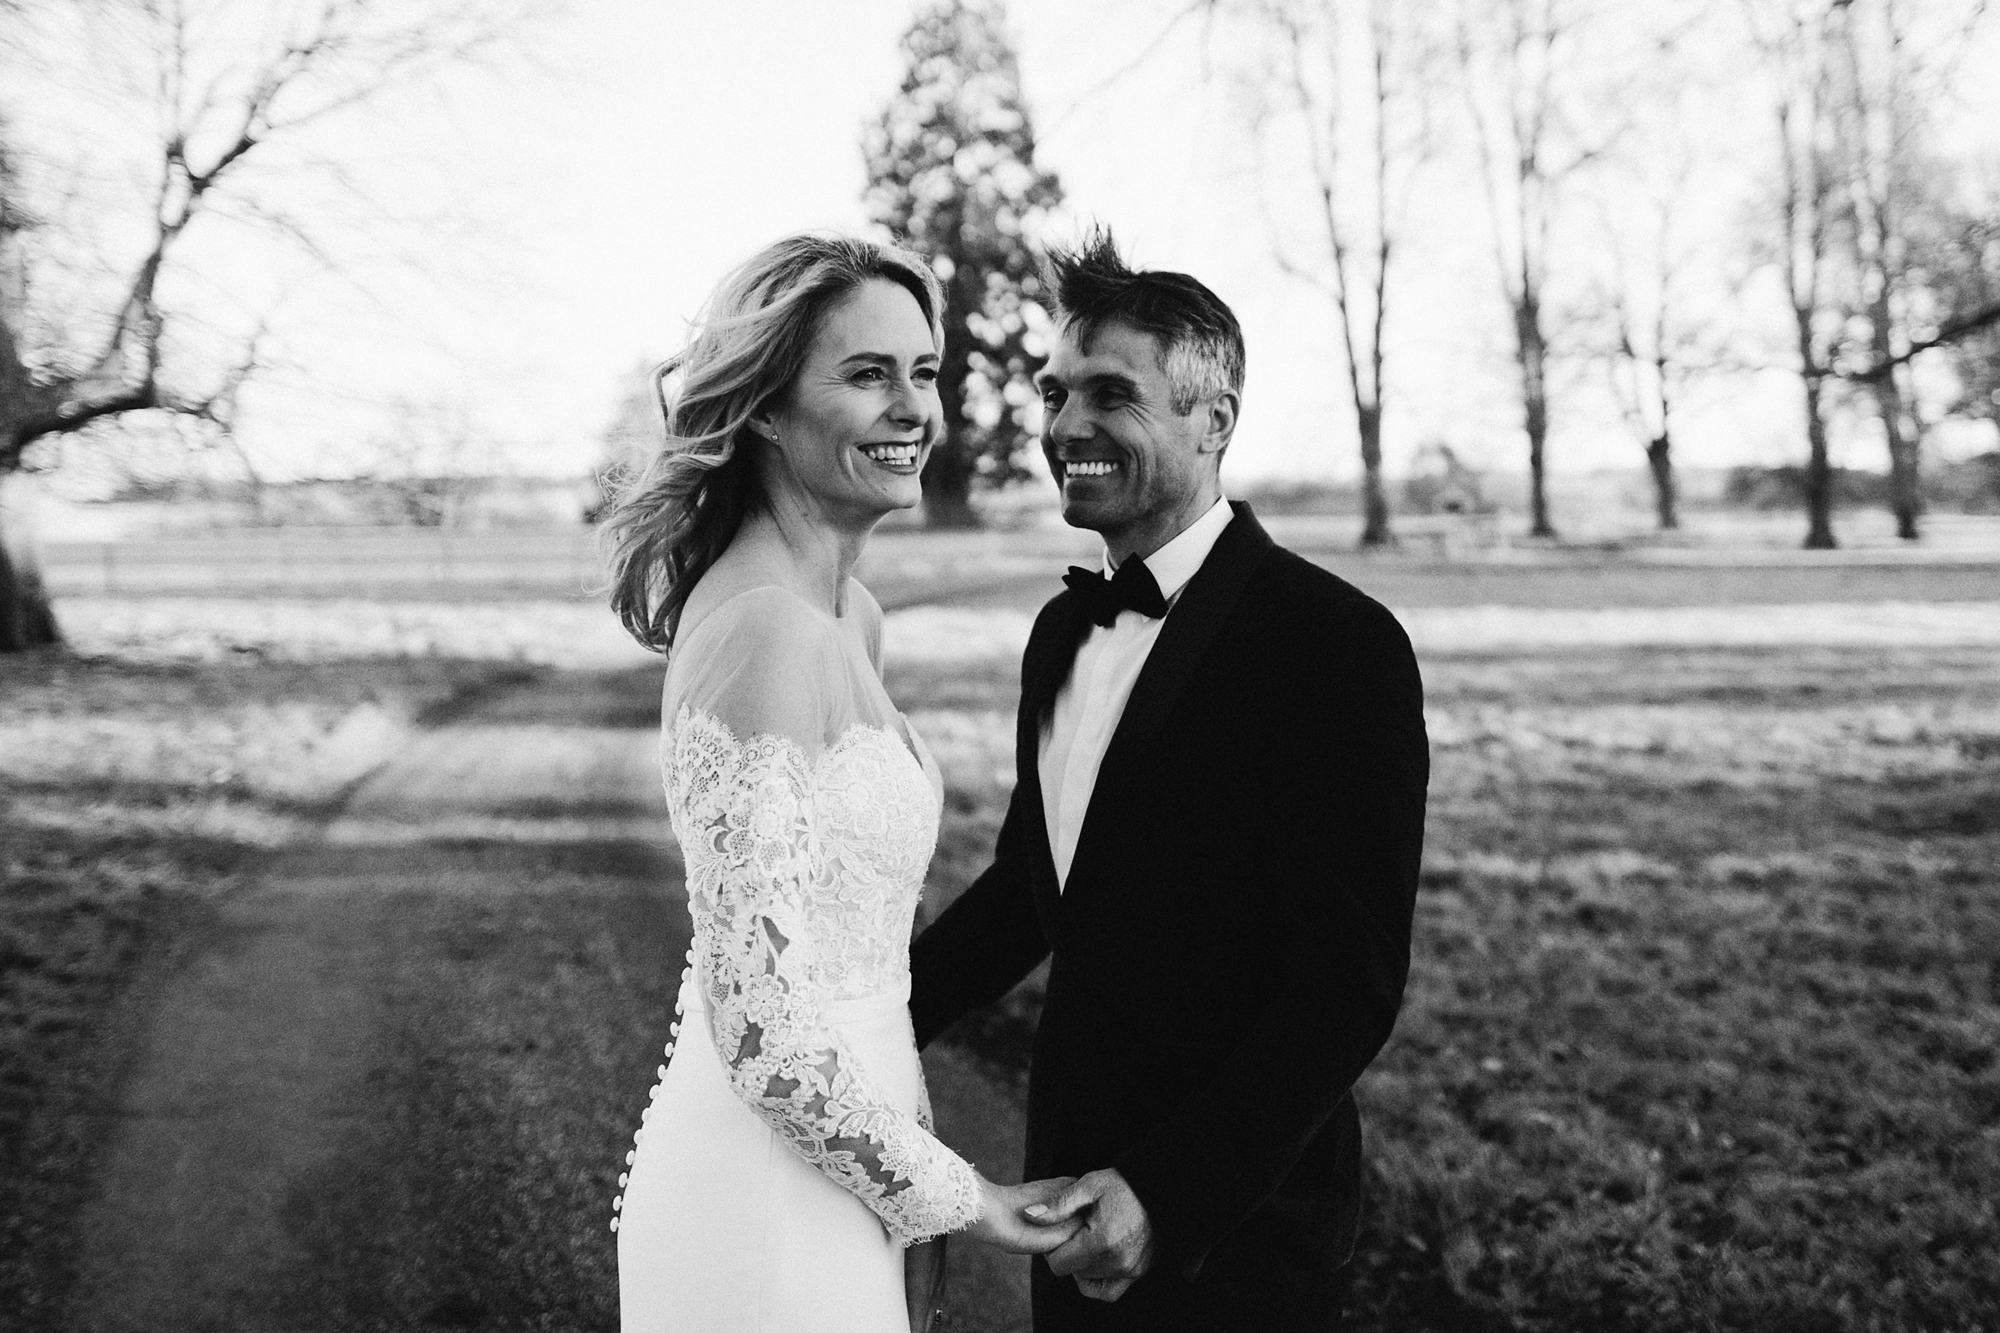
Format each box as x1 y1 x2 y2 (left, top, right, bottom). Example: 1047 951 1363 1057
1037 319 1228 563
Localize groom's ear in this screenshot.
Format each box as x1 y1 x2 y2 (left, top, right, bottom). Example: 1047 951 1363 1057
1198 390 1239 457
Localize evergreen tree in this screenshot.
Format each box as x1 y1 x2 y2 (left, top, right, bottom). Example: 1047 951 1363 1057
863 0 1063 528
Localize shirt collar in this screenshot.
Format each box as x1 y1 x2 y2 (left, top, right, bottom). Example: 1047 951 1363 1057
1104 494 1233 604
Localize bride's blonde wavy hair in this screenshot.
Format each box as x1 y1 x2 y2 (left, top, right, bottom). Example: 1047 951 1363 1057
601 233 945 653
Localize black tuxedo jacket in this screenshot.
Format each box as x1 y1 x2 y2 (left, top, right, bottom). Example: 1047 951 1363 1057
909 503 1429 1332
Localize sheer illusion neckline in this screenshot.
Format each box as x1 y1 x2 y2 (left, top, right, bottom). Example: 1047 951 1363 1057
670 582 930 775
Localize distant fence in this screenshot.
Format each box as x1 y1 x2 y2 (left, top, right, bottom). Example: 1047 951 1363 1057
41 526 607 600
37 514 2000 606
34 522 1103 607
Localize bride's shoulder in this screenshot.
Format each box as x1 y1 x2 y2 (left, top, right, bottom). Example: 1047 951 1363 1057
845 577 885 668
677 582 838 657
666 579 844 733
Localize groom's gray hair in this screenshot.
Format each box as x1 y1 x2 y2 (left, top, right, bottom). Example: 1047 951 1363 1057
1045 225 1245 415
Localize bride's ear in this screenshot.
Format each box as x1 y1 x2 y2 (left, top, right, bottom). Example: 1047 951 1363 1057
746 398 785 448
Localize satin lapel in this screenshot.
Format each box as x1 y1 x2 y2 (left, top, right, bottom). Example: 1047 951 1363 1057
1065 503 1275 887
1017 592 1092 920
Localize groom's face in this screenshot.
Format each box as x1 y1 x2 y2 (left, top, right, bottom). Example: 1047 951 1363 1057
1036 320 1214 552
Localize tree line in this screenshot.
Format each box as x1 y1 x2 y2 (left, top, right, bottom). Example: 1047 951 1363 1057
870 0 2000 546
4 0 1997 653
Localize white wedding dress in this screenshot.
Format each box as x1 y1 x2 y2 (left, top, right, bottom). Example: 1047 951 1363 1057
614 583 983 1331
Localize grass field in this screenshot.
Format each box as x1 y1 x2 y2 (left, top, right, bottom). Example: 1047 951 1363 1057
893 634 2000 1332
1322 644 1997 1331
4 534 1999 1331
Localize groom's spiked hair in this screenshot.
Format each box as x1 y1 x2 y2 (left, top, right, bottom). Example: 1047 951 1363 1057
1045 225 1245 415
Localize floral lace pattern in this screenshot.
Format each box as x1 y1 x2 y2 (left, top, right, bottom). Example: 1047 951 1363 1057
661 703 981 1245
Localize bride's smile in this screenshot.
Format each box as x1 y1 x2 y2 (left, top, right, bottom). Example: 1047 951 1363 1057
756 278 943 526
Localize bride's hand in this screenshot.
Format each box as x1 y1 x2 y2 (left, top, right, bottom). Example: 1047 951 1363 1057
964 1175 1081 1254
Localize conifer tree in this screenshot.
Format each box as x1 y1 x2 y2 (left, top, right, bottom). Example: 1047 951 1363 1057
864 0 1064 528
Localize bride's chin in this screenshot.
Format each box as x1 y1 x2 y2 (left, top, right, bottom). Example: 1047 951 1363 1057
880 479 925 511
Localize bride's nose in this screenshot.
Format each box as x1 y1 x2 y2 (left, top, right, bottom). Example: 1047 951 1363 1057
886 379 929 430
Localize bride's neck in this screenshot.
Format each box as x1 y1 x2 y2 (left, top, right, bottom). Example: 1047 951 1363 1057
733 504 870 618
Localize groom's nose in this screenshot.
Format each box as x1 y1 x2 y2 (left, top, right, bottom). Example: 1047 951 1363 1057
1046 396 1091 446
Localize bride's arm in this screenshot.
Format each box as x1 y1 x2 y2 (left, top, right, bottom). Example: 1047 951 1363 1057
689 721 1082 1254
669 594 982 1244
689 717 982 1244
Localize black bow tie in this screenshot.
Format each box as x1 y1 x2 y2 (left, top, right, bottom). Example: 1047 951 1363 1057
1064 560 1169 628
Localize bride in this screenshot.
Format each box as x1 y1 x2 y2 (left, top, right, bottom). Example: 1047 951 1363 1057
600 233 1077 1331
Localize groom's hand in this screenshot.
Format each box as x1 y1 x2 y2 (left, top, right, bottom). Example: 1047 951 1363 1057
1026 1168 1155 1302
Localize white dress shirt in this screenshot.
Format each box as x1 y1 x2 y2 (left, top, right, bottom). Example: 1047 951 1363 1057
1039 495 1234 890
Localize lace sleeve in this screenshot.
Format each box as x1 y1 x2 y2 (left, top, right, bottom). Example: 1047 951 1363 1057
665 591 981 1246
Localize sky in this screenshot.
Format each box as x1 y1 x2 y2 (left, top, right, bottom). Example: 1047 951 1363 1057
11 0 2000 490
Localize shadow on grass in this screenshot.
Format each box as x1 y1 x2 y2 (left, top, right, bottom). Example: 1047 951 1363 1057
439 666 663 731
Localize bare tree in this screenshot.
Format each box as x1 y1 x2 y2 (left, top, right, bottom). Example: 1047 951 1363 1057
1832 0 1916 538
1588 193 1699 532
1741 0 1847 548
1454 0 1609 540
356 397 494 528
1240 0 1440 547
0 0 531 649
1827 0 1995 541
1578 33 1740 534
1894 163 2000 443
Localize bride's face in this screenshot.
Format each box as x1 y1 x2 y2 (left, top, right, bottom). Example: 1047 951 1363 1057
760 279 942 523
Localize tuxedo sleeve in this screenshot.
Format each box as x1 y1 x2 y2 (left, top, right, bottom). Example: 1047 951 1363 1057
1113 597 1429 1279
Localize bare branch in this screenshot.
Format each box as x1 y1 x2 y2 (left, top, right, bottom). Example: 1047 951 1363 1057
1843 298 2000 382
4 0 542 484
1045 0 1217 134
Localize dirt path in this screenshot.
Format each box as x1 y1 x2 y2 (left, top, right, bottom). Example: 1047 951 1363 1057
65 667 1031 1333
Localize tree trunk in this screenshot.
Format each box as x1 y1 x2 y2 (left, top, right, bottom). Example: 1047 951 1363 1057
1645 433 1678 531
920 466 979 529
1801 372 1838 550
922 258 984 531
0 511 62 651
1356 401 1393 548
920 354 980 529
1876 376 1922 541
1860 281 1922 540
1515 298 1556 539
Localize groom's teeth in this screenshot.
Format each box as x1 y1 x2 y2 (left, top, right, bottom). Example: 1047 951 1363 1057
860 444 919 465
1067 460 1118 477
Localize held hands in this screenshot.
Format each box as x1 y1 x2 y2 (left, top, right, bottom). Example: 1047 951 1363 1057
965 1175 1081 1254
1024 1169 1156 1303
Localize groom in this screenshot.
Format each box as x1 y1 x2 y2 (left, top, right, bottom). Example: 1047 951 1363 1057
909 231 1429 1331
